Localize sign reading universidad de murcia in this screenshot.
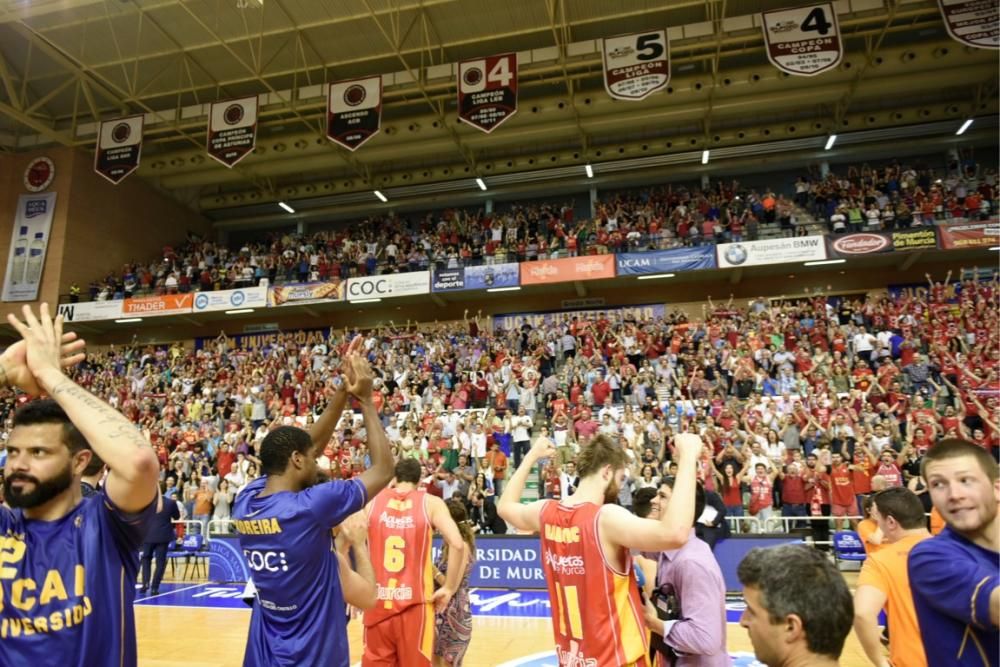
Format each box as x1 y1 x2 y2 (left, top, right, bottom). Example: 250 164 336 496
94 115 143 184
602 30 670 101
327 76 382 151
207 96 258 168
761 4 843 76
458 53 518 133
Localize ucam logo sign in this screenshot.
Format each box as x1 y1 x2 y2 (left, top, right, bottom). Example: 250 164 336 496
346 271 430 300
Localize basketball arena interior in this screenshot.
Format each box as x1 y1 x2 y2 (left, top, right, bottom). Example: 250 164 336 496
0 1 998 666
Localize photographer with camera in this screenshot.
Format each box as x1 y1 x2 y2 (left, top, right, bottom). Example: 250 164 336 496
633 483 730 666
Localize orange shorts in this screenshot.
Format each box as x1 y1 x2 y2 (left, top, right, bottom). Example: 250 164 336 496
362 603 435 667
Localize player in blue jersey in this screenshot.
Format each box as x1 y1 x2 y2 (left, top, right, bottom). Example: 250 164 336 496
234 335 394 667
908 438 999 666
1 304 161 667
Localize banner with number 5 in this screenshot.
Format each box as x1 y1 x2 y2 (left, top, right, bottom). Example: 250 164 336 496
761 4 842 76
602 30 670 101
458 53 518 133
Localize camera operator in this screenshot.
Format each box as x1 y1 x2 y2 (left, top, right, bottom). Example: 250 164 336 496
633 483 730 666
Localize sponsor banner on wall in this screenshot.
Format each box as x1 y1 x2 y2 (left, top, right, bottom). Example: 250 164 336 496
346 271 430 300
826 229 939 256
937 220 1000 249
458 53 518 133
465 263 520 290
268 280 344 306
327 75 382 151
761 3 842 76
122 294 193 317
432 536 544 589
195 326 333 351
616 246 716 275
2 193 56 302
937 0 999 49
207 96 258 168
57 300 124 322
193 286 268 312
94 115 143 184
520 255 616 286
716 236 826 268
432 269 465 292
494 303 666 332
602 30 670 100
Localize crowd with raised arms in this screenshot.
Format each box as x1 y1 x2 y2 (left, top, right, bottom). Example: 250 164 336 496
69 158 997 303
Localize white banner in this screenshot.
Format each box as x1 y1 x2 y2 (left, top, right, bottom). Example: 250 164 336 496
761 4 843 76
94 115 143 184
207 96 258 168
327 76 382 151
346 272 430 300
57 300 124 322
716 236 827 268
193 286 268 312
938 0 999 49
3 193 56 302
602 30 670 100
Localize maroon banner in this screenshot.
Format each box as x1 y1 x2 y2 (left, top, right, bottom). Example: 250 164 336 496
937 220 1000 250
761 4 843 76
602 30 670 100
207 96 258 168
458 53 517 133
94 115 143 184
327 76 382 151
938 0 999 49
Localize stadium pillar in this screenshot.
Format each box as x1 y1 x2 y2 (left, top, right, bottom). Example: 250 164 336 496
297 220 305 234
485 199 493 214
820 161 830 177
589 186 597 218
701 173 710 190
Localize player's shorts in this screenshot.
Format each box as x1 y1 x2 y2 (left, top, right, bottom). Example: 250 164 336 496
831 503 853 517
362 603 434 667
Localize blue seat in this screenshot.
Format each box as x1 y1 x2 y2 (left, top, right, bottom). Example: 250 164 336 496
833 530 867 569
173 534 208 580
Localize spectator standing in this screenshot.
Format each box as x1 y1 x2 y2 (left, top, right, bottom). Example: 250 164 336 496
140 494 181 595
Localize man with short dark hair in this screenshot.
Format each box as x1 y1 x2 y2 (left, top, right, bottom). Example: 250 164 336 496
853 487 930 667
1 304 160 667
737 544 853 667
233 337 395 667
908 439 999 666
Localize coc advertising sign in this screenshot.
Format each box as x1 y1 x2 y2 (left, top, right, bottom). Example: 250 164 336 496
346 272 430 300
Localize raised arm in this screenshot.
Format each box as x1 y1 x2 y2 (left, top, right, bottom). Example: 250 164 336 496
336 511 377 610
345 343 395 500
498 437 552 533
308 339 359 449
6 304 158 513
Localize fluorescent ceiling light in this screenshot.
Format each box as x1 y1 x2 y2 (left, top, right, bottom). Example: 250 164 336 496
278 201 295 214
225 308 255 315
824 135 837 150
637 273 676 280
803 259 846 266
487 286 521 293
476 178 487 191
585 164 594 178
701 150 709 165
990 246 1000 251
115 318 143 324
349 298 382 304
956 119 973 135
374 190 388 203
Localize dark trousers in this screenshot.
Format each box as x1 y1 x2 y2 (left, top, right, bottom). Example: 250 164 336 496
513 440 530 469
783 503 809 530
811 505 832 550
141 542 169 591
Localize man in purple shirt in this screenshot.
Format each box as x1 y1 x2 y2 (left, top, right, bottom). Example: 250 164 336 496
634 483 731 666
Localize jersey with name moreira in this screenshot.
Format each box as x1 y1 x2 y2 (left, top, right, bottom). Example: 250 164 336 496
233 475 367 667
0 489 155 667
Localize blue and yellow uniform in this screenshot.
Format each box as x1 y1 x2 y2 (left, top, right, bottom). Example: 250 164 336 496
0 490 154 666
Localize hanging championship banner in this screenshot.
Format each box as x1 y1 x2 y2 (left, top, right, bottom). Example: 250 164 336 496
94 115 143 184
761 4 842 76
327 76 382 151
458 53 518 133
207 96 258 168
937 0 999 49
602 30 670 101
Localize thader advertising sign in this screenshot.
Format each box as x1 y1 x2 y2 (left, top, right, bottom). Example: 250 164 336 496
346 271 430 300
716 236 826 268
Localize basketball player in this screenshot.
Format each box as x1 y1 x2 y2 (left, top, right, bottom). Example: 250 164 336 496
498 432 704 666
233 337 395 667
1 304 160 666
363 458 466 666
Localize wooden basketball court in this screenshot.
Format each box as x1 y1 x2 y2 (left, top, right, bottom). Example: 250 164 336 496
135 575 875 666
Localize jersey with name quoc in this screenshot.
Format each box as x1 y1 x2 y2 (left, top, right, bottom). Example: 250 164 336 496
0 489 155 667
233 475 367 667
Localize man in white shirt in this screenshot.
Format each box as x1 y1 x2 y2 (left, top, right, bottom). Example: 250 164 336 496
851 327 877 365
511 407 533 470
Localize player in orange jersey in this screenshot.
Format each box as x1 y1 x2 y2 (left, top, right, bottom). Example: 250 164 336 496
499 432 703 667
363 458 466 667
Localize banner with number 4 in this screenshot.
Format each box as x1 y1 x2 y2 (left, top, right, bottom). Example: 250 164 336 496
602 30 670 101
458 53 518 133
761 4 842 76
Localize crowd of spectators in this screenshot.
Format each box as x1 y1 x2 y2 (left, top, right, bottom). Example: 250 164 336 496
17 264 1000 538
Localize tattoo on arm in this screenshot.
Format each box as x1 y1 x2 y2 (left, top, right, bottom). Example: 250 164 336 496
50 380 150 449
